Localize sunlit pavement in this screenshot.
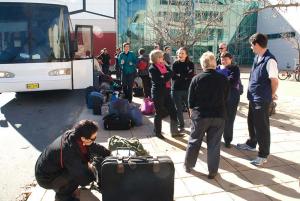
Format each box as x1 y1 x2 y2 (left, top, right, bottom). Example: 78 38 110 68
28 71 300 201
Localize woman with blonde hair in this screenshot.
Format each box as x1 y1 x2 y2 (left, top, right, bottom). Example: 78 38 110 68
148 50 182 139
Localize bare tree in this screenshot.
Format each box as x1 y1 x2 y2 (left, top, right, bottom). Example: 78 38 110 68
245 0 300 14
281 32 300 65
145 0 229 49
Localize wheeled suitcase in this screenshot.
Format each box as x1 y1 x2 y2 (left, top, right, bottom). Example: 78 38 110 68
101 156 174 201
85 86 97 108
90 92 103 115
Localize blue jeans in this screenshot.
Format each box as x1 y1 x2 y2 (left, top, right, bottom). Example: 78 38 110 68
184 110 224 174
171 90 188 128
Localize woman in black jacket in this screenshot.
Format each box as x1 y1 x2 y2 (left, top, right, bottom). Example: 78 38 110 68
149 50 183 139
35 120 111 201
171 47 194 131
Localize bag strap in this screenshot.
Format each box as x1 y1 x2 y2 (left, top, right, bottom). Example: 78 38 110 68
60 135 64 169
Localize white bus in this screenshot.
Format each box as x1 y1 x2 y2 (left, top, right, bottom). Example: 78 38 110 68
0 0 95 92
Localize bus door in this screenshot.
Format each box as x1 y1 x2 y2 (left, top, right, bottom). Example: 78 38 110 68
72 25 94 89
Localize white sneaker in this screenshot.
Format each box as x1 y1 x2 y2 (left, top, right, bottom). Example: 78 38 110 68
236 143 256 152
251 157 267 166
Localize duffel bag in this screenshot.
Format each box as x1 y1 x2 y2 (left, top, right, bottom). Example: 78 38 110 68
108 135 148 156
128 105 143 126
103 114 133 130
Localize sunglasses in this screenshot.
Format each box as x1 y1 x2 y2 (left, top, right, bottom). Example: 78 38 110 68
219 47 224 50
86 136 96 142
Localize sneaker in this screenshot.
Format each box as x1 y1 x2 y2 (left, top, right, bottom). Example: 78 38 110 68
250 157 267 166
236 143 256 151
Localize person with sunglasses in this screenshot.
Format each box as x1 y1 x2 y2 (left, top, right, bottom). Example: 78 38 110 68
35 120 111 201
216 42 228 65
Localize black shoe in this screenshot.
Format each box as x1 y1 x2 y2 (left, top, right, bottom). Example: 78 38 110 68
184 165 192 173
225 142 232 148
208 172 218 179
156 133 165 139
178 127 185 133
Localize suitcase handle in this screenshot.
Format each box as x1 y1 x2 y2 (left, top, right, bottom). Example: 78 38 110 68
115 147 136 156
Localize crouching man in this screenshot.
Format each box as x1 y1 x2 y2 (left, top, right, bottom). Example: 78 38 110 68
35 120 111 201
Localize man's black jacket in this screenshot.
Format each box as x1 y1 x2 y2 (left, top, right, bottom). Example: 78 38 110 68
188 69 229 118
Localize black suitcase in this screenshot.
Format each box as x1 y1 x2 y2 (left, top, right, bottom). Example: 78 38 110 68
103 114 133 130
101 156 174 201
92 94 103 115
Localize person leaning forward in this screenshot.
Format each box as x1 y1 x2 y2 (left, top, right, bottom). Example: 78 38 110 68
184 51 229 179
35 120 111 201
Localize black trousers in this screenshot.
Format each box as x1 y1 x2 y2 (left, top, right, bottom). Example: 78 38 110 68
121 73 135 103
36 171 80 201
246 101 271 158
140 75 151 98
153 89 178 135
223 88 240 144
102 64 109 75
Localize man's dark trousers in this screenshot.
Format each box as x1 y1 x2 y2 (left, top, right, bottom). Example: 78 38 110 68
185 113 224 174
223 88 240 144
102 64 109 75
246 101 271 158
121 73 135 103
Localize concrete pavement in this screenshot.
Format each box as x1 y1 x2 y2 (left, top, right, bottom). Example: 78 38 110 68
27 72 300 201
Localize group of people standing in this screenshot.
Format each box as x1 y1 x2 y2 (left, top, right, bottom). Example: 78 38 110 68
184 32 279 180
34 32 279 200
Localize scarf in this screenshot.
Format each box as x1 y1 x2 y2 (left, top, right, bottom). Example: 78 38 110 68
76 138 88 162
156 63 171 88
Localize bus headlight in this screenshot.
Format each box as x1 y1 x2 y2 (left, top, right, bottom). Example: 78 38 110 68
48 68 71 76
0 71 15 78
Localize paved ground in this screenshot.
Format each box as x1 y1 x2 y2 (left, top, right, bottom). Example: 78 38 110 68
28 72 300 201
0 90 85 201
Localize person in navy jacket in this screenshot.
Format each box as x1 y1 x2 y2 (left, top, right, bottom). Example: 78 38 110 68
216 52 240 148
237 33 279 166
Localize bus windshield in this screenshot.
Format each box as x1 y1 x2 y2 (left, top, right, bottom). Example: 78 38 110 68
0 3 71 64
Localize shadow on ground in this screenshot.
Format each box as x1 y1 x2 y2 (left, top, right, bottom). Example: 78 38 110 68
1 90 85 151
